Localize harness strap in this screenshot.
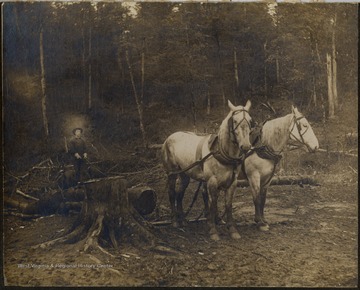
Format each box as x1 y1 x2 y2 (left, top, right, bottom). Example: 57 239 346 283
168 151 215 176
241 146 282 181
195 136 209 171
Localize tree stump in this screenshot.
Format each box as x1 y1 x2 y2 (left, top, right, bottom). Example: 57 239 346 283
33 177 157 253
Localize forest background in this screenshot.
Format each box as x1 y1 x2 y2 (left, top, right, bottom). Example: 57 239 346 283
3 2 358 172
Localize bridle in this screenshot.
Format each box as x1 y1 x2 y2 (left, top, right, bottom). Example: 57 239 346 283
229 109 252 138
216 108 252 163
289 114 310 148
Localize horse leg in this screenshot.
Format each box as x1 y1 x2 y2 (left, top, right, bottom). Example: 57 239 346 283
167 174 180 227
207 177 220 241
248 172 268 231
202 185 223 224
224 181 241 240
259 185 270 230
201 183 210 219
176 173 190 226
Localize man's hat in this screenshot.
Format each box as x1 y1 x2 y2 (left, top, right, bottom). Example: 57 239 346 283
72 127 83 135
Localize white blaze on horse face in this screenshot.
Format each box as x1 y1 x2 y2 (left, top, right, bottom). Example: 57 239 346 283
228 100 252 151
290 107 319 152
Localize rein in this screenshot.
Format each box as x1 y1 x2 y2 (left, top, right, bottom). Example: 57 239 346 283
168 150 215 176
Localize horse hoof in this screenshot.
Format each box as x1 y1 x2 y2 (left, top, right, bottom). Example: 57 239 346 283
230 232 241 240
210 233 220 241
258 224 270 231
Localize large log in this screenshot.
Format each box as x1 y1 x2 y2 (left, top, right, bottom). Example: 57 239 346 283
5 183 157 217
237 175 320 188
128 186 157 216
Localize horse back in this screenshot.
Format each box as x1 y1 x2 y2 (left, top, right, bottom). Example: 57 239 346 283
162 131 211 172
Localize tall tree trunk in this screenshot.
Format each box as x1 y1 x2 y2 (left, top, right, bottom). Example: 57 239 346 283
141 38 145 101
117 54 125 114
326 53 335 119
215 34 226 113
331 13 338 112
39 28 49 138
207 90 211 115
125 49 147 147
88 28 92 110
264 41 268 100
309 30 317 108
233 46 240 102
275 55 280 83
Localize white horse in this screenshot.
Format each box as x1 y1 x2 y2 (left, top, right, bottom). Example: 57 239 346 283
240 105 319 231
161 100 252 241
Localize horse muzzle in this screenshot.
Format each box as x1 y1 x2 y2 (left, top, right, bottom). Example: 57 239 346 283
240 144 252 153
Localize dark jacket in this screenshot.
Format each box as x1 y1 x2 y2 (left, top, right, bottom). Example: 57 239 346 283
68 137 86 156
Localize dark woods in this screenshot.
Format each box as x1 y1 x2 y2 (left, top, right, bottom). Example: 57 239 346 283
3 2 358 171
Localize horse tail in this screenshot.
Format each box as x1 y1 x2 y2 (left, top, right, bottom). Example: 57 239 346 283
161 139 175 175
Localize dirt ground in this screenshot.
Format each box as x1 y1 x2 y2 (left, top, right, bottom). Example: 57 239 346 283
3 99 358 287
3 164 358 287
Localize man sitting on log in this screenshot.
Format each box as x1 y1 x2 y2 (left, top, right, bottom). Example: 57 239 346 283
68 127 88 183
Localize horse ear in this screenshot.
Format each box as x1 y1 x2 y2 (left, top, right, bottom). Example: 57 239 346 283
291 105 296 114
228 100 237 111
244 100 252 111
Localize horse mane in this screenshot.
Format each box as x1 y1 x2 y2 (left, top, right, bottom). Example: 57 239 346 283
217 110 239 157
261 113 293 152
218 111 232 137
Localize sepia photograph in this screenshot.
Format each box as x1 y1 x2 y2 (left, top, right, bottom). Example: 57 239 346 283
2 1 358 287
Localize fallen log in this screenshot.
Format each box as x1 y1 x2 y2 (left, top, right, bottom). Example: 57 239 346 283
128 186 157 216
237 175 320 187
317 148 357 158
151 217 207 226
5 182 157 217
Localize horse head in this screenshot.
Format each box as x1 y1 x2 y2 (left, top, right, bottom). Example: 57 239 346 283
227 100 252 153
290 106 319 153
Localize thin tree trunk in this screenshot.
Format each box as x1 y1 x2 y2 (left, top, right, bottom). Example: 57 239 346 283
313 35 325 121
264 41 268 100
309 30 317 108
39 28 49 137
82 9 87 103
125 49 147 147
276 55 280 83
233 46 239 102
326 53 335 118
88 27 92 110
207 90 211 115
116 53 125 114
215 34 226 113
141 38 145 101
331 13 338 112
